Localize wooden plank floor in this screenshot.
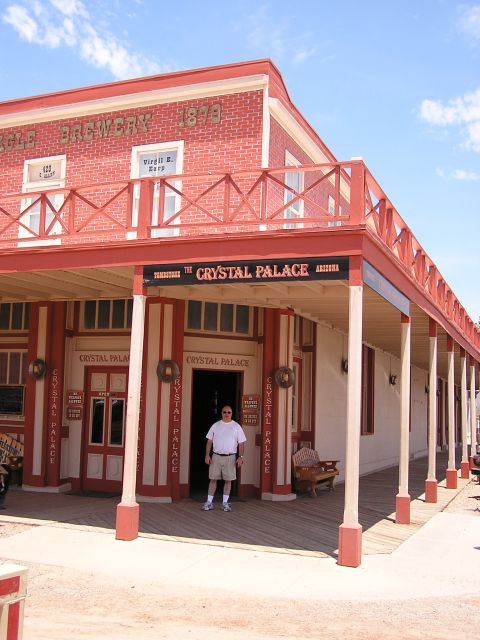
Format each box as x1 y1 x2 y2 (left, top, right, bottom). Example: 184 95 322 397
0 452 471 558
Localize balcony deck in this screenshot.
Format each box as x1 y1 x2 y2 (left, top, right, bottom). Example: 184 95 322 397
0 452 472 558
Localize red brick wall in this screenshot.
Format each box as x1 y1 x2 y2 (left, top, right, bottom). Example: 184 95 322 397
0 90 264 243
268 118 349 227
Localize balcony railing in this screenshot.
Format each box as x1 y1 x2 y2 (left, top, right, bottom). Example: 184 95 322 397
0 160 478 347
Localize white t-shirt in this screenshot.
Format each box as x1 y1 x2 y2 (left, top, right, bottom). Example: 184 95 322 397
206 420 246 454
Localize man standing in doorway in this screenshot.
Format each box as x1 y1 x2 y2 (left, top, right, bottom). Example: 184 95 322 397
203 405 246 512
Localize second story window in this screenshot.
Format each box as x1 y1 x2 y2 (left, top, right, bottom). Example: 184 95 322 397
284 151 304 230
20 156 66 243
130 141 184 238
82 299 133 331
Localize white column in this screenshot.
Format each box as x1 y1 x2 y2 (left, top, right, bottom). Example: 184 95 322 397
447 345 455 471
461 353 468 464
398 318 411 497
120 292 146 505
342 285 363 526
427 333 437 480
471 362 477 456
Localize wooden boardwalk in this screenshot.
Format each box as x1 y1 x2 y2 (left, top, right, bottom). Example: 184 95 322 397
0 452 471 559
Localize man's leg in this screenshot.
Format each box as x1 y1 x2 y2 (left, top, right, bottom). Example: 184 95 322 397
223 480 231 503
207 479 217 499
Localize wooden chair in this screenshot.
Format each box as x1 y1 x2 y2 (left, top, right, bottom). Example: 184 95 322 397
292 447 339 497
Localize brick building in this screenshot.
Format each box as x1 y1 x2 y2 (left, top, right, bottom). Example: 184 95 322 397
0 59 478 566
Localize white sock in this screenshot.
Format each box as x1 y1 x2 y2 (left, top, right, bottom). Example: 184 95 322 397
207 495 214 503
223 495 229 504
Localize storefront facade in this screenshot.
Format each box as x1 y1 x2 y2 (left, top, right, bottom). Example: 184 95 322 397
0 60 478 566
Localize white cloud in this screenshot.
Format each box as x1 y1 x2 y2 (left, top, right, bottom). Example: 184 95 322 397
452 169 480 181
2 0 168 80
419 87 480 152
458 4 480 40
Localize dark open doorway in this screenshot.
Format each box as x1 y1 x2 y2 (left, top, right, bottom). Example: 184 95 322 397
189 369 242 496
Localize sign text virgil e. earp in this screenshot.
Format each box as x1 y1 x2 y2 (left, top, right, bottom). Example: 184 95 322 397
144 257 349 286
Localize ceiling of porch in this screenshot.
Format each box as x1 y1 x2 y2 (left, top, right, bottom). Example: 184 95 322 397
0 266 474 385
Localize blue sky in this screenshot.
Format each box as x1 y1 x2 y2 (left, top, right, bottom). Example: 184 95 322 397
0 0 479 323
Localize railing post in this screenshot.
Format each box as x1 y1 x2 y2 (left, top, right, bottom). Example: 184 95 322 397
137 180 153 239
349 161 366 225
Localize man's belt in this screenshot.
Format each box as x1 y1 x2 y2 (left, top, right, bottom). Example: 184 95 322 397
213 452 236 456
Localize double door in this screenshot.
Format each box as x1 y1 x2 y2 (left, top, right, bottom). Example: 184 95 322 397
83 367 128 492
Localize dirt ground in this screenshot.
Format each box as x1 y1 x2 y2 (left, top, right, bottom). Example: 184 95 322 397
1 480 479 640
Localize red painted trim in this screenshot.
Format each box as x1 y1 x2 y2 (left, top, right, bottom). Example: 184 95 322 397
168 299 185 500
446 468 458 489
22 303 41 486
271 484 292 495
237 483 260 499
425 479 437 503
7 601 20 640
460 348 465 358
401 313 410 324
447 335 454 352
0 576 20 596
338 523 362 567
349 254 363 286
260 308 275 494
0 59 278 117
395 495 411 524
429 318 437 338
46 302 66 486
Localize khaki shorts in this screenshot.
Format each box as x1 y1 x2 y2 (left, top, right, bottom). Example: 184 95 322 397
209 453 237 481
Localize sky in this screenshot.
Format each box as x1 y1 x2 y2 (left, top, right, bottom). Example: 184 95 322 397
0 0 479 323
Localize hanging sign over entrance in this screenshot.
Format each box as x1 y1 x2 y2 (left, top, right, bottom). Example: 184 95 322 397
144 257 349 286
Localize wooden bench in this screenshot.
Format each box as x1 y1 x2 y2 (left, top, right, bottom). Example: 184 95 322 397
292 447 339 497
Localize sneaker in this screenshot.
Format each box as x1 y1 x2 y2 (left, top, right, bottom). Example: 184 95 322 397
202 501 214 511
222 502 232 512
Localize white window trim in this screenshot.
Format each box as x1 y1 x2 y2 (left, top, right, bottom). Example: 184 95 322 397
284 150 304 229
20 154 66 246
130 140 184 238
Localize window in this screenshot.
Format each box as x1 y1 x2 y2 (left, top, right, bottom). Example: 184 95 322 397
284 151 304 229
186 301 251 335
361 345 375 435
327 195 342 227
130 141 184 237
20 156 66 244
0 351 27 415
82 299 133 331
0 303 29 331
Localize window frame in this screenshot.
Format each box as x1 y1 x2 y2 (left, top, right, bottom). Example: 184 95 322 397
130 140 184 238
81 299 133 332
20 155 66 244
361 345 375 435
284 151 304 229
185 300 252 337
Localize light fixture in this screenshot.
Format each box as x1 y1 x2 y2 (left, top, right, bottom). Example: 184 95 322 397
341 358 348 374
389 374 397 386
28 358 47 379
156 359 179 383
274 366 295 388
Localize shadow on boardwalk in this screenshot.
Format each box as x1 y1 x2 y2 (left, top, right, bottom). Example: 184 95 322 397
0 451 470 558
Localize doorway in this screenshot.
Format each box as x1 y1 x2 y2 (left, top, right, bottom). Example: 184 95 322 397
82 367 128 493
189 370 242 496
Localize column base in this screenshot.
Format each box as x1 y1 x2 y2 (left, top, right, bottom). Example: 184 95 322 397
461 461 471 479
338 523 362 567
446 468 458 489
395 494 411 524
469 456 475 469
425 479 438 503
115 502 139 541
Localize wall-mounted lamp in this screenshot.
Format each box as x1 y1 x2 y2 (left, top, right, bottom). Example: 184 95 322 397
28 358 47 379
341 358 348 374
389 374 397 386
274 366 295 389
156 359 180 383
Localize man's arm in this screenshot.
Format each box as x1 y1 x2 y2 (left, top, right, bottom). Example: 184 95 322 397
236 441 245 466
205 438 213 465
